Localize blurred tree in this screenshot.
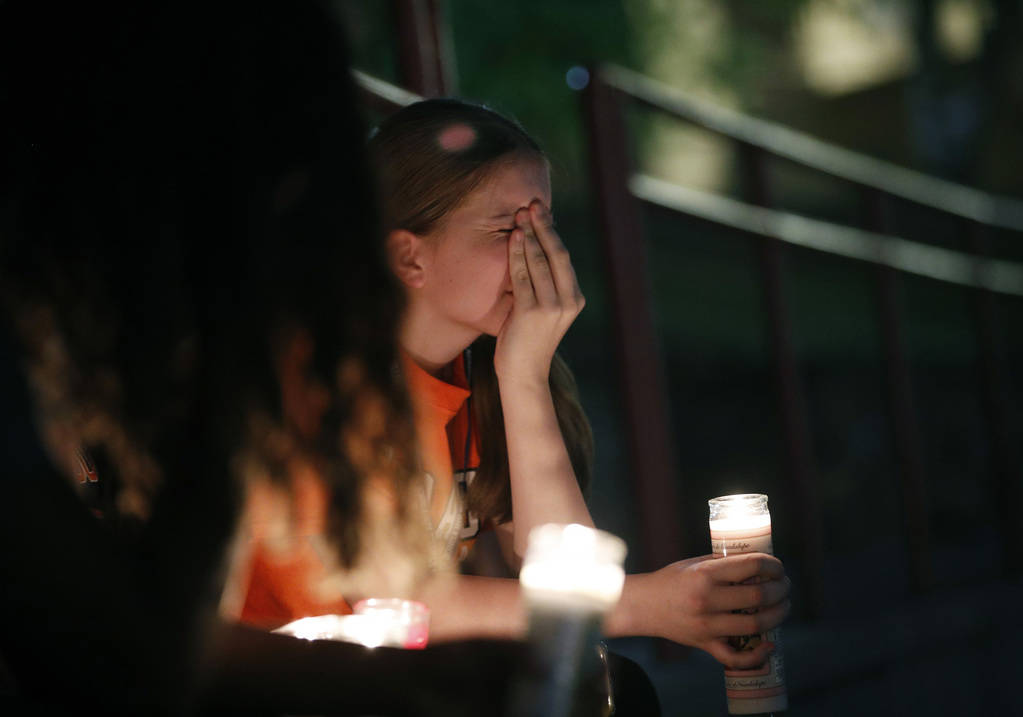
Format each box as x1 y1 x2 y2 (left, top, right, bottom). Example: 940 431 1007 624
620 0 1021 195
335 0 1022 195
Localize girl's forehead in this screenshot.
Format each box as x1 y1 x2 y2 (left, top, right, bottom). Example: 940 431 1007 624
465 159 551 218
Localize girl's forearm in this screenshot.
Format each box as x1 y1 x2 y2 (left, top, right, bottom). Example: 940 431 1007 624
417 572 651 645
603 572 652 638
497 375 594 557
414 574 527 641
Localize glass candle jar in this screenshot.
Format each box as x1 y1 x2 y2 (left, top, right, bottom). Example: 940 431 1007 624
708 494 787 715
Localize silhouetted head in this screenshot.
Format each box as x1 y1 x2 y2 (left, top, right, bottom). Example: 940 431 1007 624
0 1 419 570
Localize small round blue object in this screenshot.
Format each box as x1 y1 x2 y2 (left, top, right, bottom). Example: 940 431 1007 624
565 65 590 91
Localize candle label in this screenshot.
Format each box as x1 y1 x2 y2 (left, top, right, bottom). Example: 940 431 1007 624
724 629 785 695
710 529 773 557
710 524 787 713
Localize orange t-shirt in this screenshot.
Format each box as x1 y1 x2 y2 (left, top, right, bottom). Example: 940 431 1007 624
235 351 484 629
232 460 353 629
401 351 484 561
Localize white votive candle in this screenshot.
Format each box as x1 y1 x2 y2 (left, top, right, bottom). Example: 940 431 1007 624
708 493 788 715
273 599 430 650
512 523 626 717
519 523 627 614
272 614 392 648
353 598 430 649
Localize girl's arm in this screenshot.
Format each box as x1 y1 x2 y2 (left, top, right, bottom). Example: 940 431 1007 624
495 200 593 559
418 554 790 670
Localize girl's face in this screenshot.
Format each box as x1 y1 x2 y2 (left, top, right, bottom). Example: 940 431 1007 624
419 157 551 339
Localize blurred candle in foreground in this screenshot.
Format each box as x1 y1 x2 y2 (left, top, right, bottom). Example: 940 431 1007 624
353 598 430 649
273 598 429 650
512 523 626 717
518 523 626 612
708 493 788 715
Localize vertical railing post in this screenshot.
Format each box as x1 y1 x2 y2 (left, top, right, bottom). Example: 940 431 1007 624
965 221 1022 577
737 142 824 620
861 188 933 593
392 0 455 97
581 69 687 573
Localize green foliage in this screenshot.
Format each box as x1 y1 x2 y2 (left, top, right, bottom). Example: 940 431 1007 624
330 0 398 83
446 1 632 196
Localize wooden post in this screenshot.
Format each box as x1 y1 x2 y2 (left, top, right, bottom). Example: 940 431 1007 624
738 142 824 620
581 70 686 574
861 187 933 593
965 221 1022 577
392 0 454 97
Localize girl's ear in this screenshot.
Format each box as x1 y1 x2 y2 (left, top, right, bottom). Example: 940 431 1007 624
386 229 428 289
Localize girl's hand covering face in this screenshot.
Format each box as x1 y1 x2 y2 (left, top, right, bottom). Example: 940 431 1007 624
494 199 585 384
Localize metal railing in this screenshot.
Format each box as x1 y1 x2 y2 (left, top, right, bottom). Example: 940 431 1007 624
601 65 1023 232
629 175 1023 295
353 69 422 115
582 63 1023 619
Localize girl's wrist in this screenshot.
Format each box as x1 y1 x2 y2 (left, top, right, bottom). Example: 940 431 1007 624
605 572 650 638
494 366 550 391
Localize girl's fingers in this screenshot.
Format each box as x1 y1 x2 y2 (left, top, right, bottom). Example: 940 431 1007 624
508 229 536 308
699 553 786 586
529 201 581 303
516 209 557 306
710 599 791 638
709 577 790 613
704 639 775 671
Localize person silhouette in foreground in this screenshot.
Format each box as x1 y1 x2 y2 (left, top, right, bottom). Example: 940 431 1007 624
0 2 544 715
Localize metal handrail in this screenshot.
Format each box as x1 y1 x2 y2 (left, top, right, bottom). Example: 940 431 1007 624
352 69 422 114
602 64 1023 233
631 173 1023 296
